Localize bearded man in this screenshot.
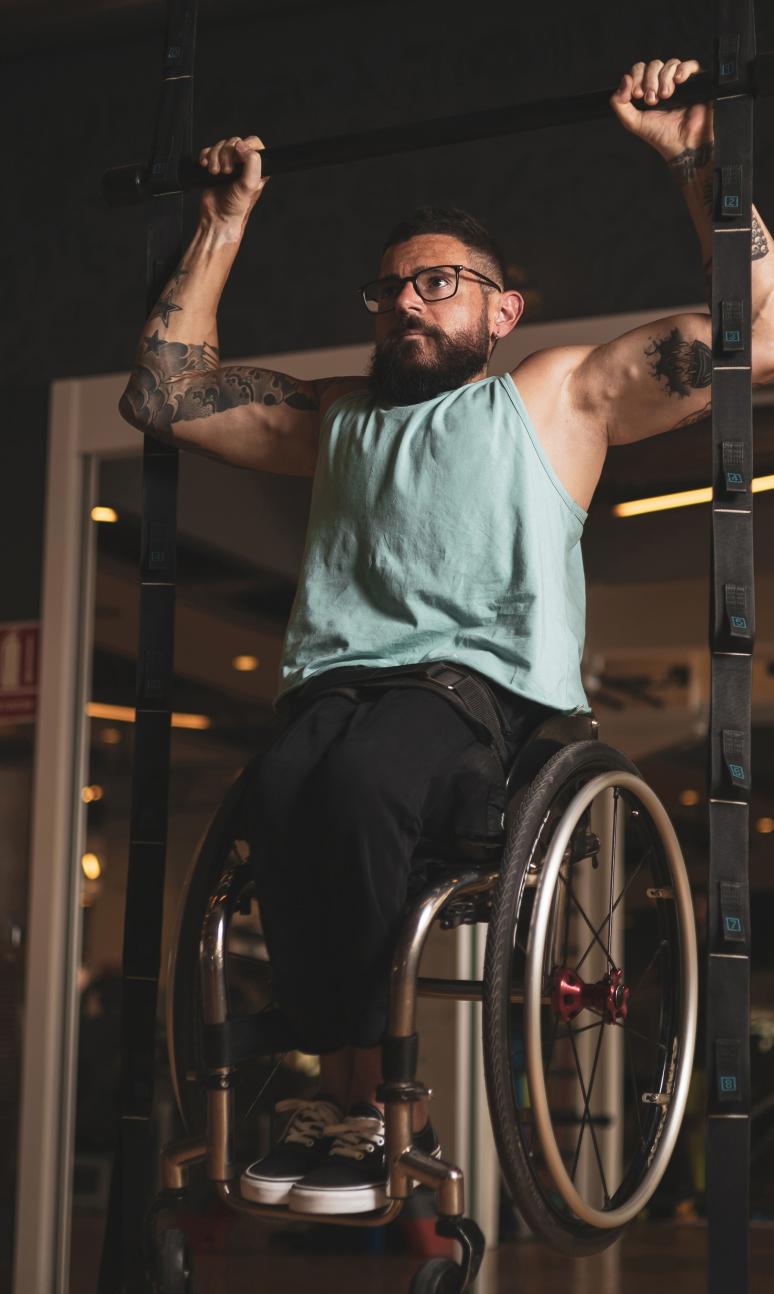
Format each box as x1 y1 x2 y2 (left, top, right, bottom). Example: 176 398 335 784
120 56 774 1216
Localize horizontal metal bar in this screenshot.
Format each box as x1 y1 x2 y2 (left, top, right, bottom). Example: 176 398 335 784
710 952 749 961
417 976 546 1005
713 508 752 514
709 798 748 807
103 71 722 205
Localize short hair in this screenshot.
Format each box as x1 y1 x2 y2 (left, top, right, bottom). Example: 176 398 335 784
381 206 506 287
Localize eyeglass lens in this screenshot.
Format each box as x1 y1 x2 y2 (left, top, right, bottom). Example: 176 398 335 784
363 265 459 313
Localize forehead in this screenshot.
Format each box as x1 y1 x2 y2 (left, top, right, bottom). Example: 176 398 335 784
378 234 471 277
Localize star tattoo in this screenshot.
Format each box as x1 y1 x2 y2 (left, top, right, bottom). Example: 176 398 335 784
144 329 165 354
151 293 183 327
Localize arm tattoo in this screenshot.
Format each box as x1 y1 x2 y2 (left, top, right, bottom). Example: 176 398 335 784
671 400 711 430
752 214 769 261
668 141 713 187
120 336 318 437
645 328 712 398
150 293 183 327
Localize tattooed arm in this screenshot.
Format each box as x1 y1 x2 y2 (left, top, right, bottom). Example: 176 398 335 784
119 133 362 475
610 56 774 368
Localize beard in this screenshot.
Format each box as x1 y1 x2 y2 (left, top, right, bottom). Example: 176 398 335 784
368 310 492 406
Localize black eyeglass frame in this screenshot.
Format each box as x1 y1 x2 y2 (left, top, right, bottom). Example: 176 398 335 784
359 263 503 314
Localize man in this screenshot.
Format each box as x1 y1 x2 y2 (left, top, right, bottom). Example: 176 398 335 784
120 56 774 1216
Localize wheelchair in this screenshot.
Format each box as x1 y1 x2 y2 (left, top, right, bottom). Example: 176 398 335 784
148 706 699 1294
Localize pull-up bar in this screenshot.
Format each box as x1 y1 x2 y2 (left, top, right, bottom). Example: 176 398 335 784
101 59 773 206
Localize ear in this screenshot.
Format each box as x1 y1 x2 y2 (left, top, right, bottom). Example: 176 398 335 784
492 290 524 338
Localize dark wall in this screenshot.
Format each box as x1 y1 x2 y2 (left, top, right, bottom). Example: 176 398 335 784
2 0 774 614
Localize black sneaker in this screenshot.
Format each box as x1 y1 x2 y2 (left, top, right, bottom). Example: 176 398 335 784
288 1102 441 1216
241 1096 343 1205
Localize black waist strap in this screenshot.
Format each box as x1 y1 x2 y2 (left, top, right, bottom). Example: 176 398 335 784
278 660 509 768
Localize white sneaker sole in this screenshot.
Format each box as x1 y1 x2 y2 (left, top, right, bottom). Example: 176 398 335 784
240 1173 302 1207
288 1182 388 1215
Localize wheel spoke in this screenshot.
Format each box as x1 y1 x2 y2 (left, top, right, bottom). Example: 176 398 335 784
558 872 616 970
624 1025 647 1150
567 1023 610 1203
575 845 654 975
606 790 620 964
629 938 668 997
615 1020 667 1052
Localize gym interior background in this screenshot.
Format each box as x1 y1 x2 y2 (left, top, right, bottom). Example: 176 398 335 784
2 1 774 1291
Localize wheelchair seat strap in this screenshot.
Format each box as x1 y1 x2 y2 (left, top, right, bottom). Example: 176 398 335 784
282 660 509 768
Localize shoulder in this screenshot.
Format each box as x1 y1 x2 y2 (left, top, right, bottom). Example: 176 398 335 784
509 347 607 514
314 376 370 419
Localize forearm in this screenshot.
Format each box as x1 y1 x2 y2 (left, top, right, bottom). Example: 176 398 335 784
119 215 243 433
665 141 774 317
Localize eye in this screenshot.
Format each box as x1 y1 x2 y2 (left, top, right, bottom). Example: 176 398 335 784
380 281 400 301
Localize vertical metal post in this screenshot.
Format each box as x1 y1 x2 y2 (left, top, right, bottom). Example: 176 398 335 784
98 3 197 1290
706 3 756 1291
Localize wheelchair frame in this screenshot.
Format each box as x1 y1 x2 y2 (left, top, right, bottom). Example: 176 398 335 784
152 706 697 1292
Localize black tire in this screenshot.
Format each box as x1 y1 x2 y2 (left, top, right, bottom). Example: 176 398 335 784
408 1256 464 1294
483 740 697 1254
166 761 276 1134
154 1228 192 1294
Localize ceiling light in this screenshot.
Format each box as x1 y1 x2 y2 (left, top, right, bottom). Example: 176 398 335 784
679 789 700 807
613 473 774 519
755 817 774 835
81 785 104 804
87 701 211 730
81 852 102 880
232 655 260 672
91 506 119 523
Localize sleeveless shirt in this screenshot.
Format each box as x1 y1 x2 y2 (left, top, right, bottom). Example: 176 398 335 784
278 373 590 714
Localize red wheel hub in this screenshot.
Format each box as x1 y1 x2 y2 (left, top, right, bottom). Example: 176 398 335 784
550 966 630 1024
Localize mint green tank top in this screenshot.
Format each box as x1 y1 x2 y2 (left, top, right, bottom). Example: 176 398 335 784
278 373 590 714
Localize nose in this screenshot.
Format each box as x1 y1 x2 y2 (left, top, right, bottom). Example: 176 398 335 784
394 278 425 315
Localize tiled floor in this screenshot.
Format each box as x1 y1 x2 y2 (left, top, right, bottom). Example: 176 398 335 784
70 1212 774 1293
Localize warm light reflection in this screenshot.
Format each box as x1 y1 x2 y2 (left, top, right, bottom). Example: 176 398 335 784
81 852 102 880
679 789 700 807
81 785 104 804
755 817 774 835
613 473 774 518
233 655 260 672
87 701 211 730
91 506 119 523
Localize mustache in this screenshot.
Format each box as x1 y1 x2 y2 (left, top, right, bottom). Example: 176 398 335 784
386 317 442 341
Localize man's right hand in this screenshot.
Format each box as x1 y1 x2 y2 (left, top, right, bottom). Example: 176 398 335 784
198 134 269 225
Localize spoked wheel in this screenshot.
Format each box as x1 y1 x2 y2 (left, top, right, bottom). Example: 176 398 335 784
166 760 278 1134
484 741 698 1254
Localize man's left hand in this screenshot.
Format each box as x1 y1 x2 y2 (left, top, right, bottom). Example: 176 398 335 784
610 58 712 162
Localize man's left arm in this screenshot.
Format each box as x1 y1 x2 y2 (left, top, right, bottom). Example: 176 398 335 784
570 58 774 446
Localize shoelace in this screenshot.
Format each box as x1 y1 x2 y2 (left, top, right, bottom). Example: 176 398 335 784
275 1098 341 1149
324 1116 386 1161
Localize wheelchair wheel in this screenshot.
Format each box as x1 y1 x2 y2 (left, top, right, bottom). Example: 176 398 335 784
153 1228 192 1294
483 740 698 1254
166 764 276 1133
408 1257 464 1294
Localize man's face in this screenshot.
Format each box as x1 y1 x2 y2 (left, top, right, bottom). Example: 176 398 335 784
368 234 501 406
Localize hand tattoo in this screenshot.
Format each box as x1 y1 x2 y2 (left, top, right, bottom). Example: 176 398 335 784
668 141 713 187
645 328 712 398
120 336 318 438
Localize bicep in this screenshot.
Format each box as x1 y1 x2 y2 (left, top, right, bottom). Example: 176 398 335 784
119 361 324 475
570 313 713 446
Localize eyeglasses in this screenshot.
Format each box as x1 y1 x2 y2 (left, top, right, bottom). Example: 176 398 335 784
360 263 503 314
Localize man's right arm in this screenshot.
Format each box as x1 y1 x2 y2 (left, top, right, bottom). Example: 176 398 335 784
118 133 354 476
